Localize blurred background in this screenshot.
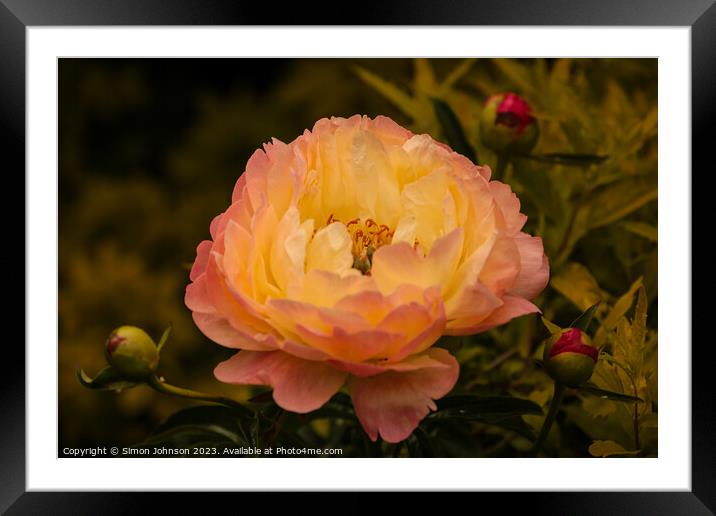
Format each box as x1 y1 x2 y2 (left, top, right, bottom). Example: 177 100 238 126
59 58 657 456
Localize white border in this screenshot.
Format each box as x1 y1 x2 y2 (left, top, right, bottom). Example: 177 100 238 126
27 27 691 491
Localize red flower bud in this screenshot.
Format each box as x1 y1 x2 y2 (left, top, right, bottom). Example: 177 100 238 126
543 328 598 387
480 92 539 155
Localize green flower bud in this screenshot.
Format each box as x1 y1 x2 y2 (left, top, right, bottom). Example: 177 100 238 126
105 326 159 380
480 92 539 155
543 328 598 387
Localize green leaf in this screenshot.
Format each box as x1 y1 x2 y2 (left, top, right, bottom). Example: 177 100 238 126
431 395 543 421
492 59 536 97
486 416 537 442
414 58 437 93
524 153 608 166
569 302 600 332
580 383 643 403
541 316 563 335
353 66 418 118
439 58 476 93
622 221 658 242
431 97 478 163
76 366 140 392
584 175 657 230
146 405 254 448
551 262 607 311
602 278 643 330
588 440 639 457
408 427 435 457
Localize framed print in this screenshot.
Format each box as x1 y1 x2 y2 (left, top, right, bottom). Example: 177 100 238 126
3 0 710 512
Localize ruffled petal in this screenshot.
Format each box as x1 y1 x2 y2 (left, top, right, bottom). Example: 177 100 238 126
509 233 550 300
467 295 541 334
349 348 459 442
214 351 347 413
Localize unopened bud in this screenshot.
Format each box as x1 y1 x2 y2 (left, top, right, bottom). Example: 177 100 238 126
480 92 539 155
543 328 598 387
105 326 159 380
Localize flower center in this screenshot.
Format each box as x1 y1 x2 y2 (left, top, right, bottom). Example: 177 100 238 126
327 214 394 274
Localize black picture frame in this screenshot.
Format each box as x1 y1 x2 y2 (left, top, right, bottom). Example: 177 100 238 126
3 0 709 513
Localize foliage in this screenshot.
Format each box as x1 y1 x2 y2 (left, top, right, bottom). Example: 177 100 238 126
63 58 657 457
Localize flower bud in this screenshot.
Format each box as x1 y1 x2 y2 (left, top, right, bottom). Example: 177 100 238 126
542 328 598 387
480 92 539 155
105 326 159 380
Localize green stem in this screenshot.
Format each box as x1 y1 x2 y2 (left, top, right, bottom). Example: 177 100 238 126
147 376 251 413
494 154 509 182
530 382 566 456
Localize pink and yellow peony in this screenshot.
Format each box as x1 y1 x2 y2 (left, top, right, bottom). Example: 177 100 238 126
185 115 549 442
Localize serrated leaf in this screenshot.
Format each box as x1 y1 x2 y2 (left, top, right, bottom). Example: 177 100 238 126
580 383 643 403
76 366 139 392
588 440 639 457
431 395 543 421
353 66 418 118
431 97 477 163
602 278 643 330
569 302 600 332
630 285 649 377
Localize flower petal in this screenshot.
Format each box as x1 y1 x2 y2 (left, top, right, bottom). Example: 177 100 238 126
467 295 540 333
349 348 459 442
490 181 527 234
479 236 521 297
509 233 550 300
214 351 347 413
192 312 276 351
305 221 353 275
189 241 213 281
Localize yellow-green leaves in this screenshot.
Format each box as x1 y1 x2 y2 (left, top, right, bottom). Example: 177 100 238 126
354 59 477 141
353 66 419 119
551 263 608 311
622 221 658 242
588 440 639 457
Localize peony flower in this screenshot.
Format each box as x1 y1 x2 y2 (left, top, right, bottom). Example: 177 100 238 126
543 328 598 387
186 115 549 442
480 92 539 155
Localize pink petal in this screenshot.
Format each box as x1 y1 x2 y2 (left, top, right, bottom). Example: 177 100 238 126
192 312 277 351
468 295 540 333
189 241 213 281
479 236 521 297
349 348 459 443
185 273 214 314
444 281 503 335
231 171 247 203
509 233 550 300
214 351 347 413
329 349 455 377
490 181 527 234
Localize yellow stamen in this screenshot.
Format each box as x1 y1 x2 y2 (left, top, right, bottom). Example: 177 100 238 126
326 214 394 273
